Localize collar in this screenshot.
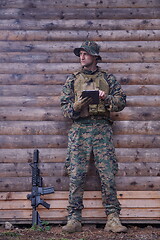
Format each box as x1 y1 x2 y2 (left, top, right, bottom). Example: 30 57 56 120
81 66 99 75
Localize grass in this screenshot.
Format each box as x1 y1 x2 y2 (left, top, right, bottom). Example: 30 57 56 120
0 231 20 237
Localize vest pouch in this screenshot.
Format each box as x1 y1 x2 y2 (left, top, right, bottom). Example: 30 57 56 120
89 104 98 114
97 103 106 113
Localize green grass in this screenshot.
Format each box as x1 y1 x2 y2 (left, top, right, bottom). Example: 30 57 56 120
0 231 20 237
30 221 51 231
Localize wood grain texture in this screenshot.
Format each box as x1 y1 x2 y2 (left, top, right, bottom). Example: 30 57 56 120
0 191 159 223
0 96 160 107
0 0 159 224
0 121 159 135
0 176 160 191
0 8 160 20
1 0 160 8
0 73 159 85
0 30 159 41
1 162 160 178
0 41 160 53
0 19 160 31
0 148 159 163
0 52 159 63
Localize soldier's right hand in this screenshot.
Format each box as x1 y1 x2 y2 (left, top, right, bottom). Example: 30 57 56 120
73 97 92 112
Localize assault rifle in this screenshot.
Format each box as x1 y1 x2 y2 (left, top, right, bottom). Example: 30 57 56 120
27 149 54 227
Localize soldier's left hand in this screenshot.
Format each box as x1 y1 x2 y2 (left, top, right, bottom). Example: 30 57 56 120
73 96 92 112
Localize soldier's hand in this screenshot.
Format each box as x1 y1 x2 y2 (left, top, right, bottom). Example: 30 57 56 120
73 97 92 112
99 90 107 100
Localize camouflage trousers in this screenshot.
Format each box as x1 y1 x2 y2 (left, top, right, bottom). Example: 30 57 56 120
65 118 121 221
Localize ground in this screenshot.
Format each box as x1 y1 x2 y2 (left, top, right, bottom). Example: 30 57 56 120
0 224 160 240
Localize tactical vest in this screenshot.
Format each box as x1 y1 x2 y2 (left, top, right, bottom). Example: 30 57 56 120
74 70 109 117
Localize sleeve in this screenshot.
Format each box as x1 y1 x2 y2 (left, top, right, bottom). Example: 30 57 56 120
104 73 126 112
60 74 81 120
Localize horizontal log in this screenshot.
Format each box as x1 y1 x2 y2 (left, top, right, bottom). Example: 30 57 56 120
1 191 160 201
0 148 159 163
0 96 160 107
124 85 160 95
0 107 65 121
0 73 159 85
0 30 160 41
0 74 66 85
0 62 159 74
118 73 160 85
0 121 71 135
0 96 61 107
0 135 68 149
113 121 160 135
1 198 160 210
0 134 159 149
0 19 159 31
0 209 65 221
0 107 159 121
117 177 160 191
0 41 159 53
0 85 62 96
0 85 160 97
82 208 160 219
1 208 160 222
126 96 160 107
2 200 65 210
1 0 160 8
0 176 159 191
0 8 160 20
1 162 160 178
0 148 67 163
118 163 160 177
111 107 160 121
0 51 160 63
0 121 159 135
115 148 160 163
113 135 160 148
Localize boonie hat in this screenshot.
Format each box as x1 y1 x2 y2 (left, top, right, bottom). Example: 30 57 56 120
74 41 102 60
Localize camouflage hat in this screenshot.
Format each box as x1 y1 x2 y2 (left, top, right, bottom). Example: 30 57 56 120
74 41 102 60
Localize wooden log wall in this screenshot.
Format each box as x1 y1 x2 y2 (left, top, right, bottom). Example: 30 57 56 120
0 0 160 224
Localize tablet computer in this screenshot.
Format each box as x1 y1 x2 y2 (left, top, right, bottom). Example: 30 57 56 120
81 90 99 104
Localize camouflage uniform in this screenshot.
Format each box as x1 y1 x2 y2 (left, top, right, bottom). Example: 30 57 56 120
60 66 126 222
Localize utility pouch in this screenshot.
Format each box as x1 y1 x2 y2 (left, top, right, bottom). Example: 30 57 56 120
97 103 106 113
89 104 98 114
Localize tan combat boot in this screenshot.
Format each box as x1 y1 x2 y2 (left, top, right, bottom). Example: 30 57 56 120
62 219 82 233
104 212 127 233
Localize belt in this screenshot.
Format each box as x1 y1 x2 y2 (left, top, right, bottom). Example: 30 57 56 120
74 115 112 124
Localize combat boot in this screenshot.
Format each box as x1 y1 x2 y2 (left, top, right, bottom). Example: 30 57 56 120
104 212 127 233
62 219 82 233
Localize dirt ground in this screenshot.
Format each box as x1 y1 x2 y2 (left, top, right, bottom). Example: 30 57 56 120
0 223 160 240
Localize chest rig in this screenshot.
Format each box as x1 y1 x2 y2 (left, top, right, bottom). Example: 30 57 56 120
74 70 109 117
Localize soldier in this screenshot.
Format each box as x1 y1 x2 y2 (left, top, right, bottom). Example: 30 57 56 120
60 41 127 233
